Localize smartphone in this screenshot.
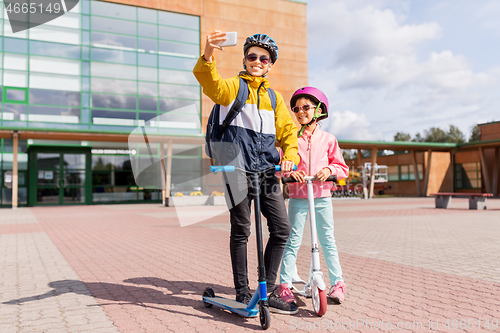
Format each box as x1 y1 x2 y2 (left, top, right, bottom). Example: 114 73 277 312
217 32 237 47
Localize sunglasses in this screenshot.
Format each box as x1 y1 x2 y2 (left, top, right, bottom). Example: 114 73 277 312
291 104 317 113
246 53 270 65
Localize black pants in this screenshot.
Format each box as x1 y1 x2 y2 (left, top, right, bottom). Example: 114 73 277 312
225 173 291 295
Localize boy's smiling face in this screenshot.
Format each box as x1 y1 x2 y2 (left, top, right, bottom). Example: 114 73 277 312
243 46 273 77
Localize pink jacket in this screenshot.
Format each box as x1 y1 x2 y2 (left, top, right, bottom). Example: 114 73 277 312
285 128 349 199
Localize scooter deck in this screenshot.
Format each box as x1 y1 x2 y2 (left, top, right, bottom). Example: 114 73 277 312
291 271 311 298
291 281 310 298
203 296 259 317
205 296 247 309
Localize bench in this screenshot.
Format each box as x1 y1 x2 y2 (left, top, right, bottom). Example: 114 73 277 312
430 192 493 210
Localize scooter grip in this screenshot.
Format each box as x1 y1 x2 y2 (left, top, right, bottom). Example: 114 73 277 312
326 175 337 182
210 166 235 172
275 165 298 171
281 177 297 184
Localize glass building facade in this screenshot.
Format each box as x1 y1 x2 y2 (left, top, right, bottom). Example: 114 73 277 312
0 0 202 206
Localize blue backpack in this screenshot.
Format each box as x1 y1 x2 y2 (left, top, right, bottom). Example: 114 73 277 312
205 77 277 166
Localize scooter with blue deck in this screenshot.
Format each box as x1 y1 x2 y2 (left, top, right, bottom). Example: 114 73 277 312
202 164 296 330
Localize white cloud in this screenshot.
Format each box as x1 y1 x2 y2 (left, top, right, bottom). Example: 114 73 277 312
465 0 500 36
309 1 441 67
341 50 496 96
326 110 382 141
308 0 500 141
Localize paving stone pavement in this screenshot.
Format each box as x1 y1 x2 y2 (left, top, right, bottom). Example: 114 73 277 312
0 197 499 332
0 210 119 333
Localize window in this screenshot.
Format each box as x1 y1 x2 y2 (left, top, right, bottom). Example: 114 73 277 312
29 26 81 45
91 62 137 80
91 78 136 95
0 1 200 134
91 1 136 20
4 54 28 71
4 87 28 103
30 56 81 75
138 82 158 97
389 164 423 182
387 165 399 181
3 71 28 87
2 104 27 121
138 23 157 38
138 98 157 111
28 106 80 124
91 16 136 35
30 40 81 59
456 162 481 189
30 73 80 92
92 32 136 49
92 94 136 110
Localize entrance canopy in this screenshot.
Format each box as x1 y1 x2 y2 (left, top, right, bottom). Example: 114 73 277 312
338 139 500 198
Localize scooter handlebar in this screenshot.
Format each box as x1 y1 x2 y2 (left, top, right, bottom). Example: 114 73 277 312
210 165 235 173
281 175 337 184
210 165 297 173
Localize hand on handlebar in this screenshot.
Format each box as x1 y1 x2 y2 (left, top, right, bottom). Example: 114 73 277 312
314 168 332 182
280 160 295 173
290 170 306 183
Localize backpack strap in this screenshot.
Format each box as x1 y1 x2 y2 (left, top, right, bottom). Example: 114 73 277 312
267 87 277 111
216 77 249 140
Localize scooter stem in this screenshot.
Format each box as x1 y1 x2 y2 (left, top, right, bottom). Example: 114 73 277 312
306 178 321 271
253 173 267 284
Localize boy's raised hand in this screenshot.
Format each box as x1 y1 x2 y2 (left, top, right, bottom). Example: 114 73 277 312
203 31 227 62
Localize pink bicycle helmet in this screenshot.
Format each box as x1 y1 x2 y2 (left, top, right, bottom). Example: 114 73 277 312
290 87 328 121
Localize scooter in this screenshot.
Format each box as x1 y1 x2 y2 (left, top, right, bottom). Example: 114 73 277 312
203 165 296 330
281 174 337 317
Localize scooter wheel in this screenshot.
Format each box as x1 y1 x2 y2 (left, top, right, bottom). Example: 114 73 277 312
259 305 271 330
203 287 215 308
311 285 327 317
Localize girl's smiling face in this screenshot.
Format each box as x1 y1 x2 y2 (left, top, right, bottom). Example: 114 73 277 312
243 46 273 77
293 97 317 125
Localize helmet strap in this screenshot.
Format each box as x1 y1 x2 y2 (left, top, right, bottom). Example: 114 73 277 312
243 66 269 77
297 102 322 137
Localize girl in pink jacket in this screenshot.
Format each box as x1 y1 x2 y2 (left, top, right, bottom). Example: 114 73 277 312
279 87 349 306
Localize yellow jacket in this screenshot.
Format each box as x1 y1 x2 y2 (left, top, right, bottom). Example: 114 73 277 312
193 55 299 169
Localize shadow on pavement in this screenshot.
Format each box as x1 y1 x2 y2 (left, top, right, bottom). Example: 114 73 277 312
125 277 327 318
1 278 271 330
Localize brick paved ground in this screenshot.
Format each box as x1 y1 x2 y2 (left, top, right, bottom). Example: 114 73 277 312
1 197 500 332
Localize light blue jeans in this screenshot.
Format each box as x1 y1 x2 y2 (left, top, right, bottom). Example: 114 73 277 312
280 197 343 287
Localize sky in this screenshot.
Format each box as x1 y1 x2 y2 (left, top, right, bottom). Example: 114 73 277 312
307 0 500 142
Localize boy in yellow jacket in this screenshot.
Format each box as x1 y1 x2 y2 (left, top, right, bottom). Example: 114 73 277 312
193 31 299 314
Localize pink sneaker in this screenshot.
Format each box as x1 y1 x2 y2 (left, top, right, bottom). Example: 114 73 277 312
279 283 297 304
328 281 346 304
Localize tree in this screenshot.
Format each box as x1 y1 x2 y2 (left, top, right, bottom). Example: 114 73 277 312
396 124 471 144
412 133 425 142
394 132 411 141
447 125 465 144
423 127 448 142
342 149 357 160
469 125 481 142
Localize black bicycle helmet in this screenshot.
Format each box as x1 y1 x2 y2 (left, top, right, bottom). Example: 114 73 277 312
243 34 278 64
